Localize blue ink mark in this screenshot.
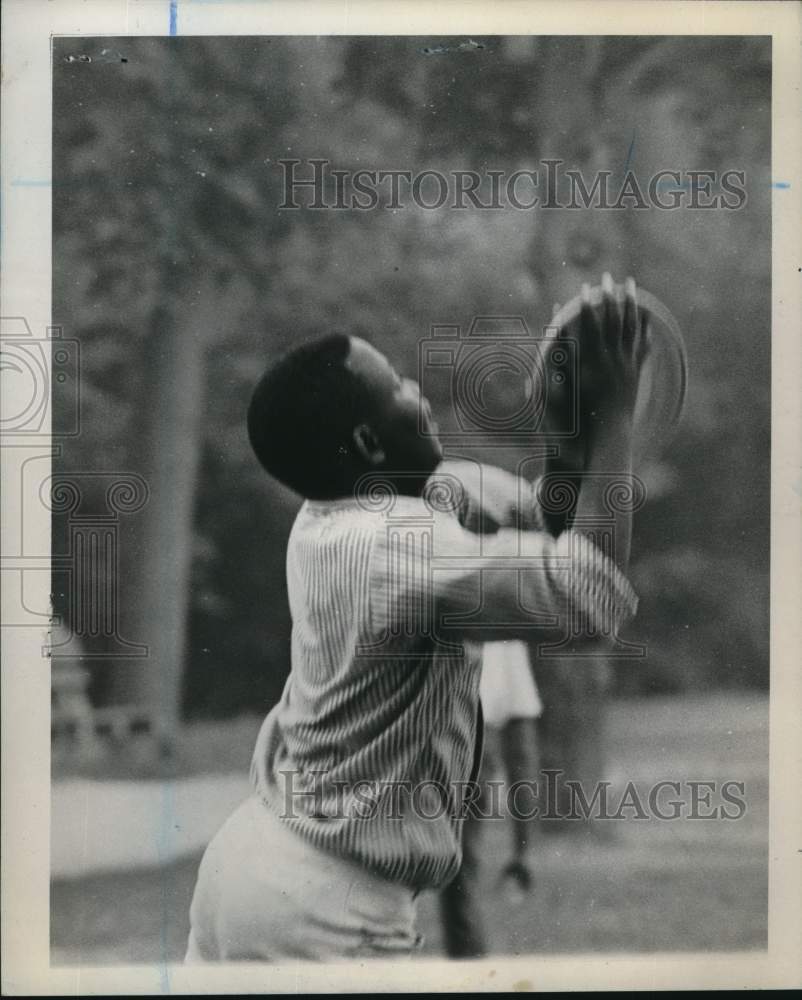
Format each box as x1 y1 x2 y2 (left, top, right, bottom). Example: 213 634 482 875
623 129 636 174
169 1 178 36
772 181 790 189
10 178 52 187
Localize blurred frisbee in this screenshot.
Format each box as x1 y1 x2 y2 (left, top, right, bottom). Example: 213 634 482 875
549 283 688 463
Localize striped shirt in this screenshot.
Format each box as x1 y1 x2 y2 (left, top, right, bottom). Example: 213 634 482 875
251 461 638 889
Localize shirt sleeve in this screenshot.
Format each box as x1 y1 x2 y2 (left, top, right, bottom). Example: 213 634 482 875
368 495 638 645
436 459 548 534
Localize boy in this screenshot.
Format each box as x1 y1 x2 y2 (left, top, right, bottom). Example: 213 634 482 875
440 639 543 958
185 275 647 962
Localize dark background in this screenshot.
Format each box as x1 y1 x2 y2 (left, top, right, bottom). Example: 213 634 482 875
52 36 771 721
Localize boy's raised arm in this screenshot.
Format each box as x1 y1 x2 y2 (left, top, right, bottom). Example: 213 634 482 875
372 275 647 647
567 273 648 577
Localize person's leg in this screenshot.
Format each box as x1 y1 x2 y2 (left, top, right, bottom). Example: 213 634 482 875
499 715 540 891
438 800 488 958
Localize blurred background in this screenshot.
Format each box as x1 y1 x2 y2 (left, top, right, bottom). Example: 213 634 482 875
50 36 770 963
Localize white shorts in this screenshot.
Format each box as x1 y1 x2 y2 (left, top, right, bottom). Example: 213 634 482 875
185 795 422 963
479 641 543 728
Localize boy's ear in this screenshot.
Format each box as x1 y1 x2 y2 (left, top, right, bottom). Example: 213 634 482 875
352 423 385 466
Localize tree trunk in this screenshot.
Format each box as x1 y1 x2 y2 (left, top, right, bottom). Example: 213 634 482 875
108 277 219 748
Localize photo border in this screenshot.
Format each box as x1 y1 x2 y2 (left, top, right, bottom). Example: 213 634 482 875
2 0 800 993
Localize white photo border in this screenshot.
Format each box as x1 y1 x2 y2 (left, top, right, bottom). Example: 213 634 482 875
1 0 800 993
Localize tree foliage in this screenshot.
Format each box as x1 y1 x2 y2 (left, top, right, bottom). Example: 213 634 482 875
52 37 771 718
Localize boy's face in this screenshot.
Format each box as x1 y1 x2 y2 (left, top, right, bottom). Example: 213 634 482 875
346 337 443 477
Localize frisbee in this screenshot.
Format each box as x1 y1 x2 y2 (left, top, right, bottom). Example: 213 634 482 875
548 283 688 463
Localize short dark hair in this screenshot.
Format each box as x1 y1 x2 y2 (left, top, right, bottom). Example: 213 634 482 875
247 334 369 499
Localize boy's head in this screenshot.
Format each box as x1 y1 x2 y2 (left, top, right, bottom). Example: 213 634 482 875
247 334 442 500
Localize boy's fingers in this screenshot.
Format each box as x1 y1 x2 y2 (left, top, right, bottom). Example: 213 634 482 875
623 276 638 346
579 282 596 336
638 314 652 367
601 272 619 334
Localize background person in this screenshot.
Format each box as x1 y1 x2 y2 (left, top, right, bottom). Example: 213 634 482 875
440 639 543 958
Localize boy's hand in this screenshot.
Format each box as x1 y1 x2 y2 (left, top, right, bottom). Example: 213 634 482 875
566 273 650 433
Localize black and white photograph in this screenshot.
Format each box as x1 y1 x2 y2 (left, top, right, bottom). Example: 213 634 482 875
1 1 801 994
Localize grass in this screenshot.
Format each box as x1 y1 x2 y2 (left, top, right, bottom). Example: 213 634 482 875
50 691 768 964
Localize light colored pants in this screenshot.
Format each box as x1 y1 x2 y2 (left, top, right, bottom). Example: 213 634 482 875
185 795 423 962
